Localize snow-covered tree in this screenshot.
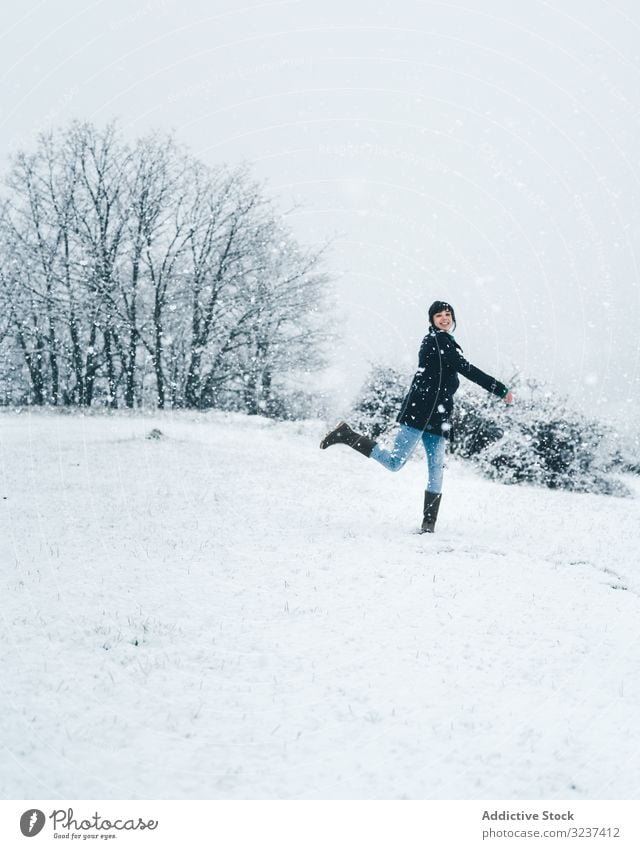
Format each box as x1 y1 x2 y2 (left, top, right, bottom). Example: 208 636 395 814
0 121 333 413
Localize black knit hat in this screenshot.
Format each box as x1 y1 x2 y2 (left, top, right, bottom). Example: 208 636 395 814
428 300 456 326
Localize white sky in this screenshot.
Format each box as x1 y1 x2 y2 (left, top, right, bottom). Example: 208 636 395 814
2 0 640 423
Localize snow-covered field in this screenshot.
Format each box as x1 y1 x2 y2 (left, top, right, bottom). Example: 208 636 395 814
1 409 639 800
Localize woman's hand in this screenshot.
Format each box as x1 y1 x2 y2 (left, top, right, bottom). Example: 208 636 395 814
504 390 513 405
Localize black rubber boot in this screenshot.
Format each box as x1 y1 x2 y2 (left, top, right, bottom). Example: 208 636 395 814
420 491 442 534
320 420 376 457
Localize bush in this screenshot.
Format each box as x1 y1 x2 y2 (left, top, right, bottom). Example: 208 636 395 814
349 365 406 438
349 365 631 496
451 380 630 496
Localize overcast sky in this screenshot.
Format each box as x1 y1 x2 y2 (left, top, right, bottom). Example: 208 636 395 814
2 0 640 423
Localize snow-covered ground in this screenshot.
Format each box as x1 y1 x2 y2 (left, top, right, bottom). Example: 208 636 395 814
1 409 639 800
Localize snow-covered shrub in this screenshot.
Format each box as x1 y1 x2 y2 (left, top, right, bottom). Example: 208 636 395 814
451 380 630 496
349 365 406 438
609 432 640 476
257 387 329 421
347 365 630 496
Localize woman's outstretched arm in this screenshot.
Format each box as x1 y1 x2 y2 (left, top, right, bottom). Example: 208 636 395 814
439 336 512 400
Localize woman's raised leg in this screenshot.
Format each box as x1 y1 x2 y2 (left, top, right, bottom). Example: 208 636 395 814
370 424 422 472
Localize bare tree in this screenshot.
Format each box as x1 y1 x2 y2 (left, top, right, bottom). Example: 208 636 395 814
0 121 334 415
237 227 332 416
68 121 132 406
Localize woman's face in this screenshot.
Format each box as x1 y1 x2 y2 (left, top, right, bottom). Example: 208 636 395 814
432 309 453 331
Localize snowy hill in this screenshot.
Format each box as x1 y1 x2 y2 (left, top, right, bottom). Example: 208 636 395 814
1 410 639 800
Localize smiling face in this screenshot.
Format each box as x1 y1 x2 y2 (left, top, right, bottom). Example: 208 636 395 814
431 309 454 331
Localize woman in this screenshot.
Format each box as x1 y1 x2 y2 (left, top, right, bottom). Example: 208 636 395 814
320 300 513 533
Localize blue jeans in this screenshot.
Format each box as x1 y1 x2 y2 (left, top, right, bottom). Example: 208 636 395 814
370 424 446 492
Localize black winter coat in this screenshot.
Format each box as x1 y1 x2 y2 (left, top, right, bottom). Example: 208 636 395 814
396 328 508 436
